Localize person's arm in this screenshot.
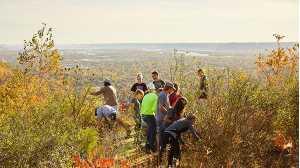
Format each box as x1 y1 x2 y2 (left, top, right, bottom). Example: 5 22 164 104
130 84 136 92
161 80 166 87
178 135 185 145
91 87 104 96
189 124 200 140
204 76 208 90
151 95 158 113
163 113 173 124
159 104 168 113
143 83 148 92
159 94 168 113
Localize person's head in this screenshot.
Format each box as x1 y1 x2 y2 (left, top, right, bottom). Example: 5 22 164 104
164 82 175 94
136 73 143 83
152 71 159 81
147 82 156 92
104 79 112 87
186 113 196 123
173 83 179 93
174 97 188 114
134 89 144 100
197 68 204 77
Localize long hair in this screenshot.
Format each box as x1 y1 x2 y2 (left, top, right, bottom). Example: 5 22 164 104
173 97 188 114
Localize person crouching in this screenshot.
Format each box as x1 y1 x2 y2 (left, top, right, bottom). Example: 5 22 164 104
163 114 200 167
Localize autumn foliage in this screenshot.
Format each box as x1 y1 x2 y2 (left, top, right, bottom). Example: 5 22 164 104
0 24 298 168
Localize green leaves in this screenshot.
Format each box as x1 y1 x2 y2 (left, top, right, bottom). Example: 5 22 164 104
76 128 98 157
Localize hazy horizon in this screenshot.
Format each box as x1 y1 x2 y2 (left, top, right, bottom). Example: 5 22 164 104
0 42 295 54
0 41 298 46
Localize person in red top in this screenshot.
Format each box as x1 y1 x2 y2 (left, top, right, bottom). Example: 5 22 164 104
169 83 182 107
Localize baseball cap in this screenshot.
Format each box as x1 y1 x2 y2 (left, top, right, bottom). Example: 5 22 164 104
165 82 176 90
103 79 111 85
147 82 156 90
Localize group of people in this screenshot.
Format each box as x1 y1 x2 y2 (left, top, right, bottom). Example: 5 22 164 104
92 69 207 167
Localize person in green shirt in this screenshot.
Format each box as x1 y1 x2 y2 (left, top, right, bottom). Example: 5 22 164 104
141 82 158 153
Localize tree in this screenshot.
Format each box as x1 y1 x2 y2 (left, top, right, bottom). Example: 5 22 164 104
18 23 62 75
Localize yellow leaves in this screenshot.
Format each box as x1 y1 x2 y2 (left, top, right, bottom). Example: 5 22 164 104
256 35 299 85
0 62 12 82
46 49 62 73
47 40 54 49
0 69 63 114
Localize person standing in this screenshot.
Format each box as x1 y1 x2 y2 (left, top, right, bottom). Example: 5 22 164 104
131 73 148 93
156 82 175 154
156 82 175 127
140 82 158 153
197 68 208 99
163 114 200 167
130 89 145 145
151 71 165 92
130 89 144 129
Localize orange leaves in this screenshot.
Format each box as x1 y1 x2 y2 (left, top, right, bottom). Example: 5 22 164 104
119 101 128 113
72 154 131 168
73 154 94 168
94 158 115 168
272 133 293 152
73 154 81 167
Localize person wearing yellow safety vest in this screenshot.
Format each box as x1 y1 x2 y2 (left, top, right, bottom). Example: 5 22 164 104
140 82 158 153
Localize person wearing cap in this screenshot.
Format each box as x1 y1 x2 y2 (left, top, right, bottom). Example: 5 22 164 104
91 79 130 135
140 82 158 153
163 114 200 167
151 71 165 92
130 73 148 93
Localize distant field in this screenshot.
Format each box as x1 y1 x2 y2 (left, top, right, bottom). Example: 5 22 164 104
0 42 295 70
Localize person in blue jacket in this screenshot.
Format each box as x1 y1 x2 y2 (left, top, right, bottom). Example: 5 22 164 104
162 114 200 167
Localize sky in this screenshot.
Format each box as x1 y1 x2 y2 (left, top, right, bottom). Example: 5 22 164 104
0 0 298 44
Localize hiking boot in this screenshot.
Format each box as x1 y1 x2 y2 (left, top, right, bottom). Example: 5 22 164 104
175 159 180 167
150 148 157 153
171 158 179 167
144 144 151 154
145 148 151 154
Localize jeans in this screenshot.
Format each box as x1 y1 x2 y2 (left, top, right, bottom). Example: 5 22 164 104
159 127 168 163
165 132 180 166
158 123 166 155
142 115 157 152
